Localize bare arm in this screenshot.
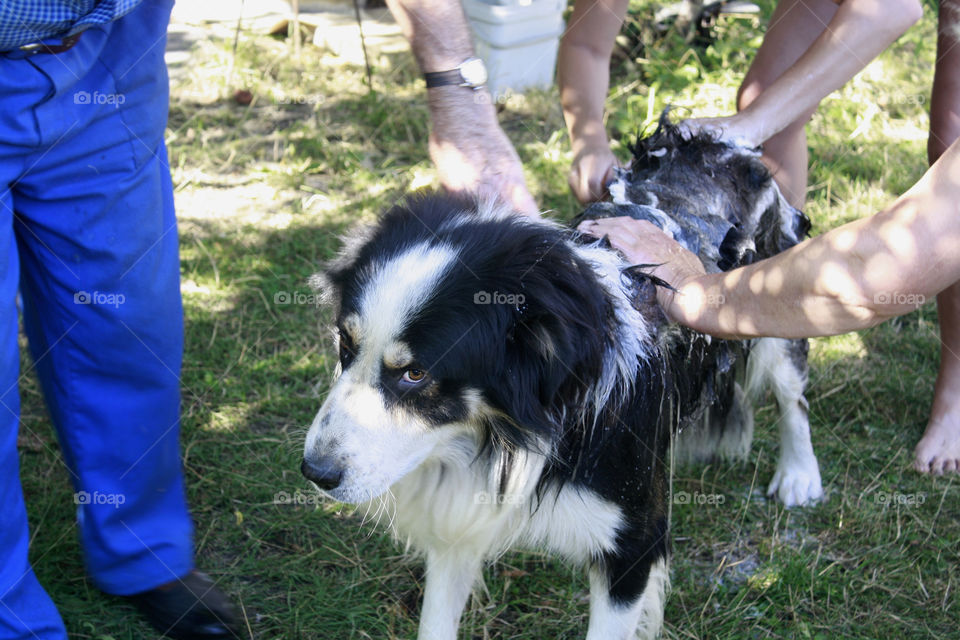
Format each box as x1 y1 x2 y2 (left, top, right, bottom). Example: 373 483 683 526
579 138 960 339
558 0 629 203
683 0 923 146
385 0 538 215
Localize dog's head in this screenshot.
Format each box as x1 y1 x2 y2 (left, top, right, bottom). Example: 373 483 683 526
301 194 644 503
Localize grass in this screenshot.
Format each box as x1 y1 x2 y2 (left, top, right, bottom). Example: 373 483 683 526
16 1 959 638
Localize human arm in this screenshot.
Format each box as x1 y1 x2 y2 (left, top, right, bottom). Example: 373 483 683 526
578 138 960 339
557 0 630 203
385 0 538 215
681 0 923 147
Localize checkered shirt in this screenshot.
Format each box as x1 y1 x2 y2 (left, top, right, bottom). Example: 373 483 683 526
0 0 142 50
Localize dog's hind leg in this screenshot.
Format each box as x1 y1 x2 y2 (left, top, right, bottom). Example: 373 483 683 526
417 549 482 640
586 555 669 640
747 337 823 507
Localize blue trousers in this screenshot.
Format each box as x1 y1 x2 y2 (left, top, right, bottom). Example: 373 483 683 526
0 2 193 637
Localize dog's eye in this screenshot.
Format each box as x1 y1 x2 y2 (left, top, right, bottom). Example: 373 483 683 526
400 369 427 384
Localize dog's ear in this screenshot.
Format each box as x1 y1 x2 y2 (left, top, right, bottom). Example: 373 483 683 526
306 271 337 306
487 241 611 442
308 223 378 310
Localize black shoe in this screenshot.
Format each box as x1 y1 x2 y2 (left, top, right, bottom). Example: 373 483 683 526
126 570 242 639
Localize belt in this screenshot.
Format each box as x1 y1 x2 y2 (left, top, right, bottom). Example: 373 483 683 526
2 32 82 59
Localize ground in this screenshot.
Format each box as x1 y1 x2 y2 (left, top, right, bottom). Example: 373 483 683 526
15 0 960 638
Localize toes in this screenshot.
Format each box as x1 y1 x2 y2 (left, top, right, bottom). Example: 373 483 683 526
912 451 935 474
787 482 822 508
913 439 935 473
932 457 947 475
803 481 825 504
767 471 823 507
781 486 804 508
782 489 801 508
766 472 784 498
912 449 960 474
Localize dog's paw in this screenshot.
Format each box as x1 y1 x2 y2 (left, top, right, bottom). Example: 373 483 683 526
766 458 824 507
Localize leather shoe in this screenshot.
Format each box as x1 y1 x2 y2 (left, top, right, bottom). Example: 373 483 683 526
126 570 242 639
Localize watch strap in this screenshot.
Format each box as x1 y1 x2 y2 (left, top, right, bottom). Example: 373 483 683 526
424 69 464 88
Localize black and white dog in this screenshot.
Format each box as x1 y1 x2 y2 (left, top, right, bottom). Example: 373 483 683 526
301 120 823 639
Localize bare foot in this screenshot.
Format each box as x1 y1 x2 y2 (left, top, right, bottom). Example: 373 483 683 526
914 417 960 473
914 282 960 474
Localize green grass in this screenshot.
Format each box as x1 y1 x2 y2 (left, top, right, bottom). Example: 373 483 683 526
16 1 959 638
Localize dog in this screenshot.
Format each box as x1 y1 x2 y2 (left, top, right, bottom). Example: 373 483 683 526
301 119 823 639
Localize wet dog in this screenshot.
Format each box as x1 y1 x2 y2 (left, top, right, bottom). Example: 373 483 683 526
301 119 822 639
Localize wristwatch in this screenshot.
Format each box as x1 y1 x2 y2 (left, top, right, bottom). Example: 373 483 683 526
424 57 488 90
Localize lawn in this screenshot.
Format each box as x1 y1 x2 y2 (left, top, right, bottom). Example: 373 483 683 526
16 0 959 638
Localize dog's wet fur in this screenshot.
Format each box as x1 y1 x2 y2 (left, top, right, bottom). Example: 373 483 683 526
302 119 823 639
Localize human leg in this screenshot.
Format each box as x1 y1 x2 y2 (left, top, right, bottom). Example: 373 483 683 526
738 0 840 208
927 0 960 166
13 1 194 595
3 3 238 636
16 5 240 633
915 281 960 473
914 0 960 474
0 150 67 640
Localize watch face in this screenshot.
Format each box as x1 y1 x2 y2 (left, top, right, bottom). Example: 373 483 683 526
459 58 488 87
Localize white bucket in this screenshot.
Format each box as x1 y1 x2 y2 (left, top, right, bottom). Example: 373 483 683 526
462 0 566 98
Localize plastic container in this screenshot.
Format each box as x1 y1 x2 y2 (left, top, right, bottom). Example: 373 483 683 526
462 0 566 98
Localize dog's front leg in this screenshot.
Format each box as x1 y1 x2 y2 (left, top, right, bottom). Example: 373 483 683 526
417 549 482 640
586 556 669 640
754 338 824 507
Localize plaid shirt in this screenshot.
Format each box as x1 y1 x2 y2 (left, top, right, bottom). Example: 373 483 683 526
0 0 142 50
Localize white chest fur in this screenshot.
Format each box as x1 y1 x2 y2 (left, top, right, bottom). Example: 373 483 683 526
379 448 624 564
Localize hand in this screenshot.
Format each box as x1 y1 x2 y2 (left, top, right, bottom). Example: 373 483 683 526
569 142 619 204
577 216 706 313
427 88 538 217
677 114 762 149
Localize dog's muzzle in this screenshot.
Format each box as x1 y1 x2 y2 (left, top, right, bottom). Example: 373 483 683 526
301 455 343 491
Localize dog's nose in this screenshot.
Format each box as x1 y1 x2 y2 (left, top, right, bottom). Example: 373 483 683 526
301 456 343 491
